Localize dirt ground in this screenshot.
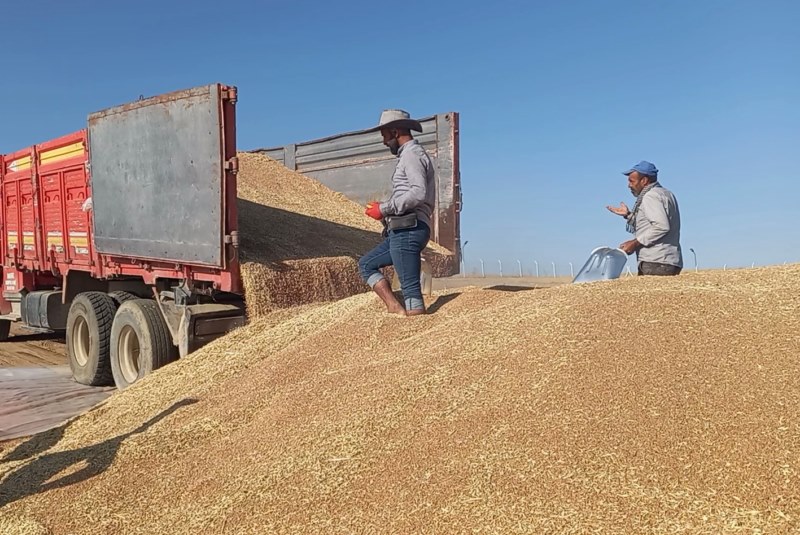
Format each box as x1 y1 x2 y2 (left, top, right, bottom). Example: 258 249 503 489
0 325 66 368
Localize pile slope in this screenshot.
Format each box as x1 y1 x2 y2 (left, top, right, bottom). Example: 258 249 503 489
1 266 798 534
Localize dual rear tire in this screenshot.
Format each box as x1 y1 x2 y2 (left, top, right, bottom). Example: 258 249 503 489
110 299 177 389
67 293 116 386
67 293 175 389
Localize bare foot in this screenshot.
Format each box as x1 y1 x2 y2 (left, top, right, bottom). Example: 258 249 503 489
405 309 426 316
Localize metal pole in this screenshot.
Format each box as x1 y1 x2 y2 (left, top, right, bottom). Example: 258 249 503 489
480 259 485 278
534 260 539 277
551 262 556 277
751 262 755 269
517 259 522 277
723 264 727 271
569 262 574 278
461 240 469 278
689 248 697 273
498 260 503 278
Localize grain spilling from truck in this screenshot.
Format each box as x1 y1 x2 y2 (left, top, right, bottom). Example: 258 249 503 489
235 152 454 317
1 265 799 534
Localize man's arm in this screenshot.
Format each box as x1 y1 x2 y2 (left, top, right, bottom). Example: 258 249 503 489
636 193 671 247
381 156 429 216
619 238 641 254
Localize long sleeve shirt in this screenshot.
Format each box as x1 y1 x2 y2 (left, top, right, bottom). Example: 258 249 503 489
379 139 435 228
627 185 683 268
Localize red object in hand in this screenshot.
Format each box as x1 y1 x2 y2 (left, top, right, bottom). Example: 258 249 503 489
365 201 383 220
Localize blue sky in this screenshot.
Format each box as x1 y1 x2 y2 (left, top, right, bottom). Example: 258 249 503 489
1 0 797 273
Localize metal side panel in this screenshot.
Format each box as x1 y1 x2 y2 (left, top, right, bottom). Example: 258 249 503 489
261 146 287 167
88 84 227 267
250 113 461 259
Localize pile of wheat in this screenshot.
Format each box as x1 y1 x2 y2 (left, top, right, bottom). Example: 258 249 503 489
1 265 798 534
236 152 454 316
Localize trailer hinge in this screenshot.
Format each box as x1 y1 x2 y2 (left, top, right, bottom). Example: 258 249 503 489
225 156 239 174
221 87 238 104
224 231 239 248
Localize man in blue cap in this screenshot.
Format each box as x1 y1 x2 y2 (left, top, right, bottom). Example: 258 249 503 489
607 161 683 276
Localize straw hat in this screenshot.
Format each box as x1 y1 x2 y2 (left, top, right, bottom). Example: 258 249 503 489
368 109 423 133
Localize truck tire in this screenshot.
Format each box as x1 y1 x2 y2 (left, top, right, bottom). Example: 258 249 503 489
67 292 116 386
110 299 176 390
0 319 11 341
109 291 139 307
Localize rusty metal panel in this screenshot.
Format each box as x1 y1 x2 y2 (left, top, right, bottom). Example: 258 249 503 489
251 113 461 262
88 84 227 267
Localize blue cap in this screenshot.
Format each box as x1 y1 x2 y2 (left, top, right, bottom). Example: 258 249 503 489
623 160 658 177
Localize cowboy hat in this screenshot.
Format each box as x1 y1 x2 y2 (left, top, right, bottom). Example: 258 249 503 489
368 109 423 133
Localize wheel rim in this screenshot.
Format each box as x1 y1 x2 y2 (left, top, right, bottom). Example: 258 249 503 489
118 325 141 384
72 316 91 367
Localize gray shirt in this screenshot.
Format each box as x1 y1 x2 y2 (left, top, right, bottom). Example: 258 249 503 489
379 139 435 228
627 185 683 268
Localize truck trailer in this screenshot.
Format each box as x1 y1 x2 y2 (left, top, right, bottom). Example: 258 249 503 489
0 83 245 390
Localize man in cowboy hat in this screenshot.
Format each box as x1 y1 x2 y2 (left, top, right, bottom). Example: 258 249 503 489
358 109 435 315
607 160 683 276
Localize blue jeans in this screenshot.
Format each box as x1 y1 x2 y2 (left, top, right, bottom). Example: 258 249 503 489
358 222 431 311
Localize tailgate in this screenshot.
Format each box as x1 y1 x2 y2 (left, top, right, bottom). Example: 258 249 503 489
87 84 237 268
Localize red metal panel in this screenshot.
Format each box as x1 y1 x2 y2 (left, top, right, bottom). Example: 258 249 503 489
37 131 92 271
2 147 40 268
0 154 5 265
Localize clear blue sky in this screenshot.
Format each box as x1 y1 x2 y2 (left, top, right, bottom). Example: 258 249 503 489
1 0 797 273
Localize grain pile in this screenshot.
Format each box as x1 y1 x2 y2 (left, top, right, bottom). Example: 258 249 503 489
237 152 456 316
1 265 799 534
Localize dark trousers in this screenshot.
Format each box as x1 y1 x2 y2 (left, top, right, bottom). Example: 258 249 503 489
638 261 682 276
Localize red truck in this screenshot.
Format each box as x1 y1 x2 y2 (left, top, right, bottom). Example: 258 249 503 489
0 84 245 389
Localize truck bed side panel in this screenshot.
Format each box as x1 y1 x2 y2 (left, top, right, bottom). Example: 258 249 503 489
2 148 41 267
38 132 93 267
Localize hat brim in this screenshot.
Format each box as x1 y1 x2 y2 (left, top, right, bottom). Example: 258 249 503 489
366 118 423 133
623 169 658 177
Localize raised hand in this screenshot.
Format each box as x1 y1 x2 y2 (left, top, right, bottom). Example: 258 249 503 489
606 202 630 217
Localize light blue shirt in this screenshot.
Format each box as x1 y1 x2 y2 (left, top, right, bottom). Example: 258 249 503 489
627 185 683 268
380 139 435 228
